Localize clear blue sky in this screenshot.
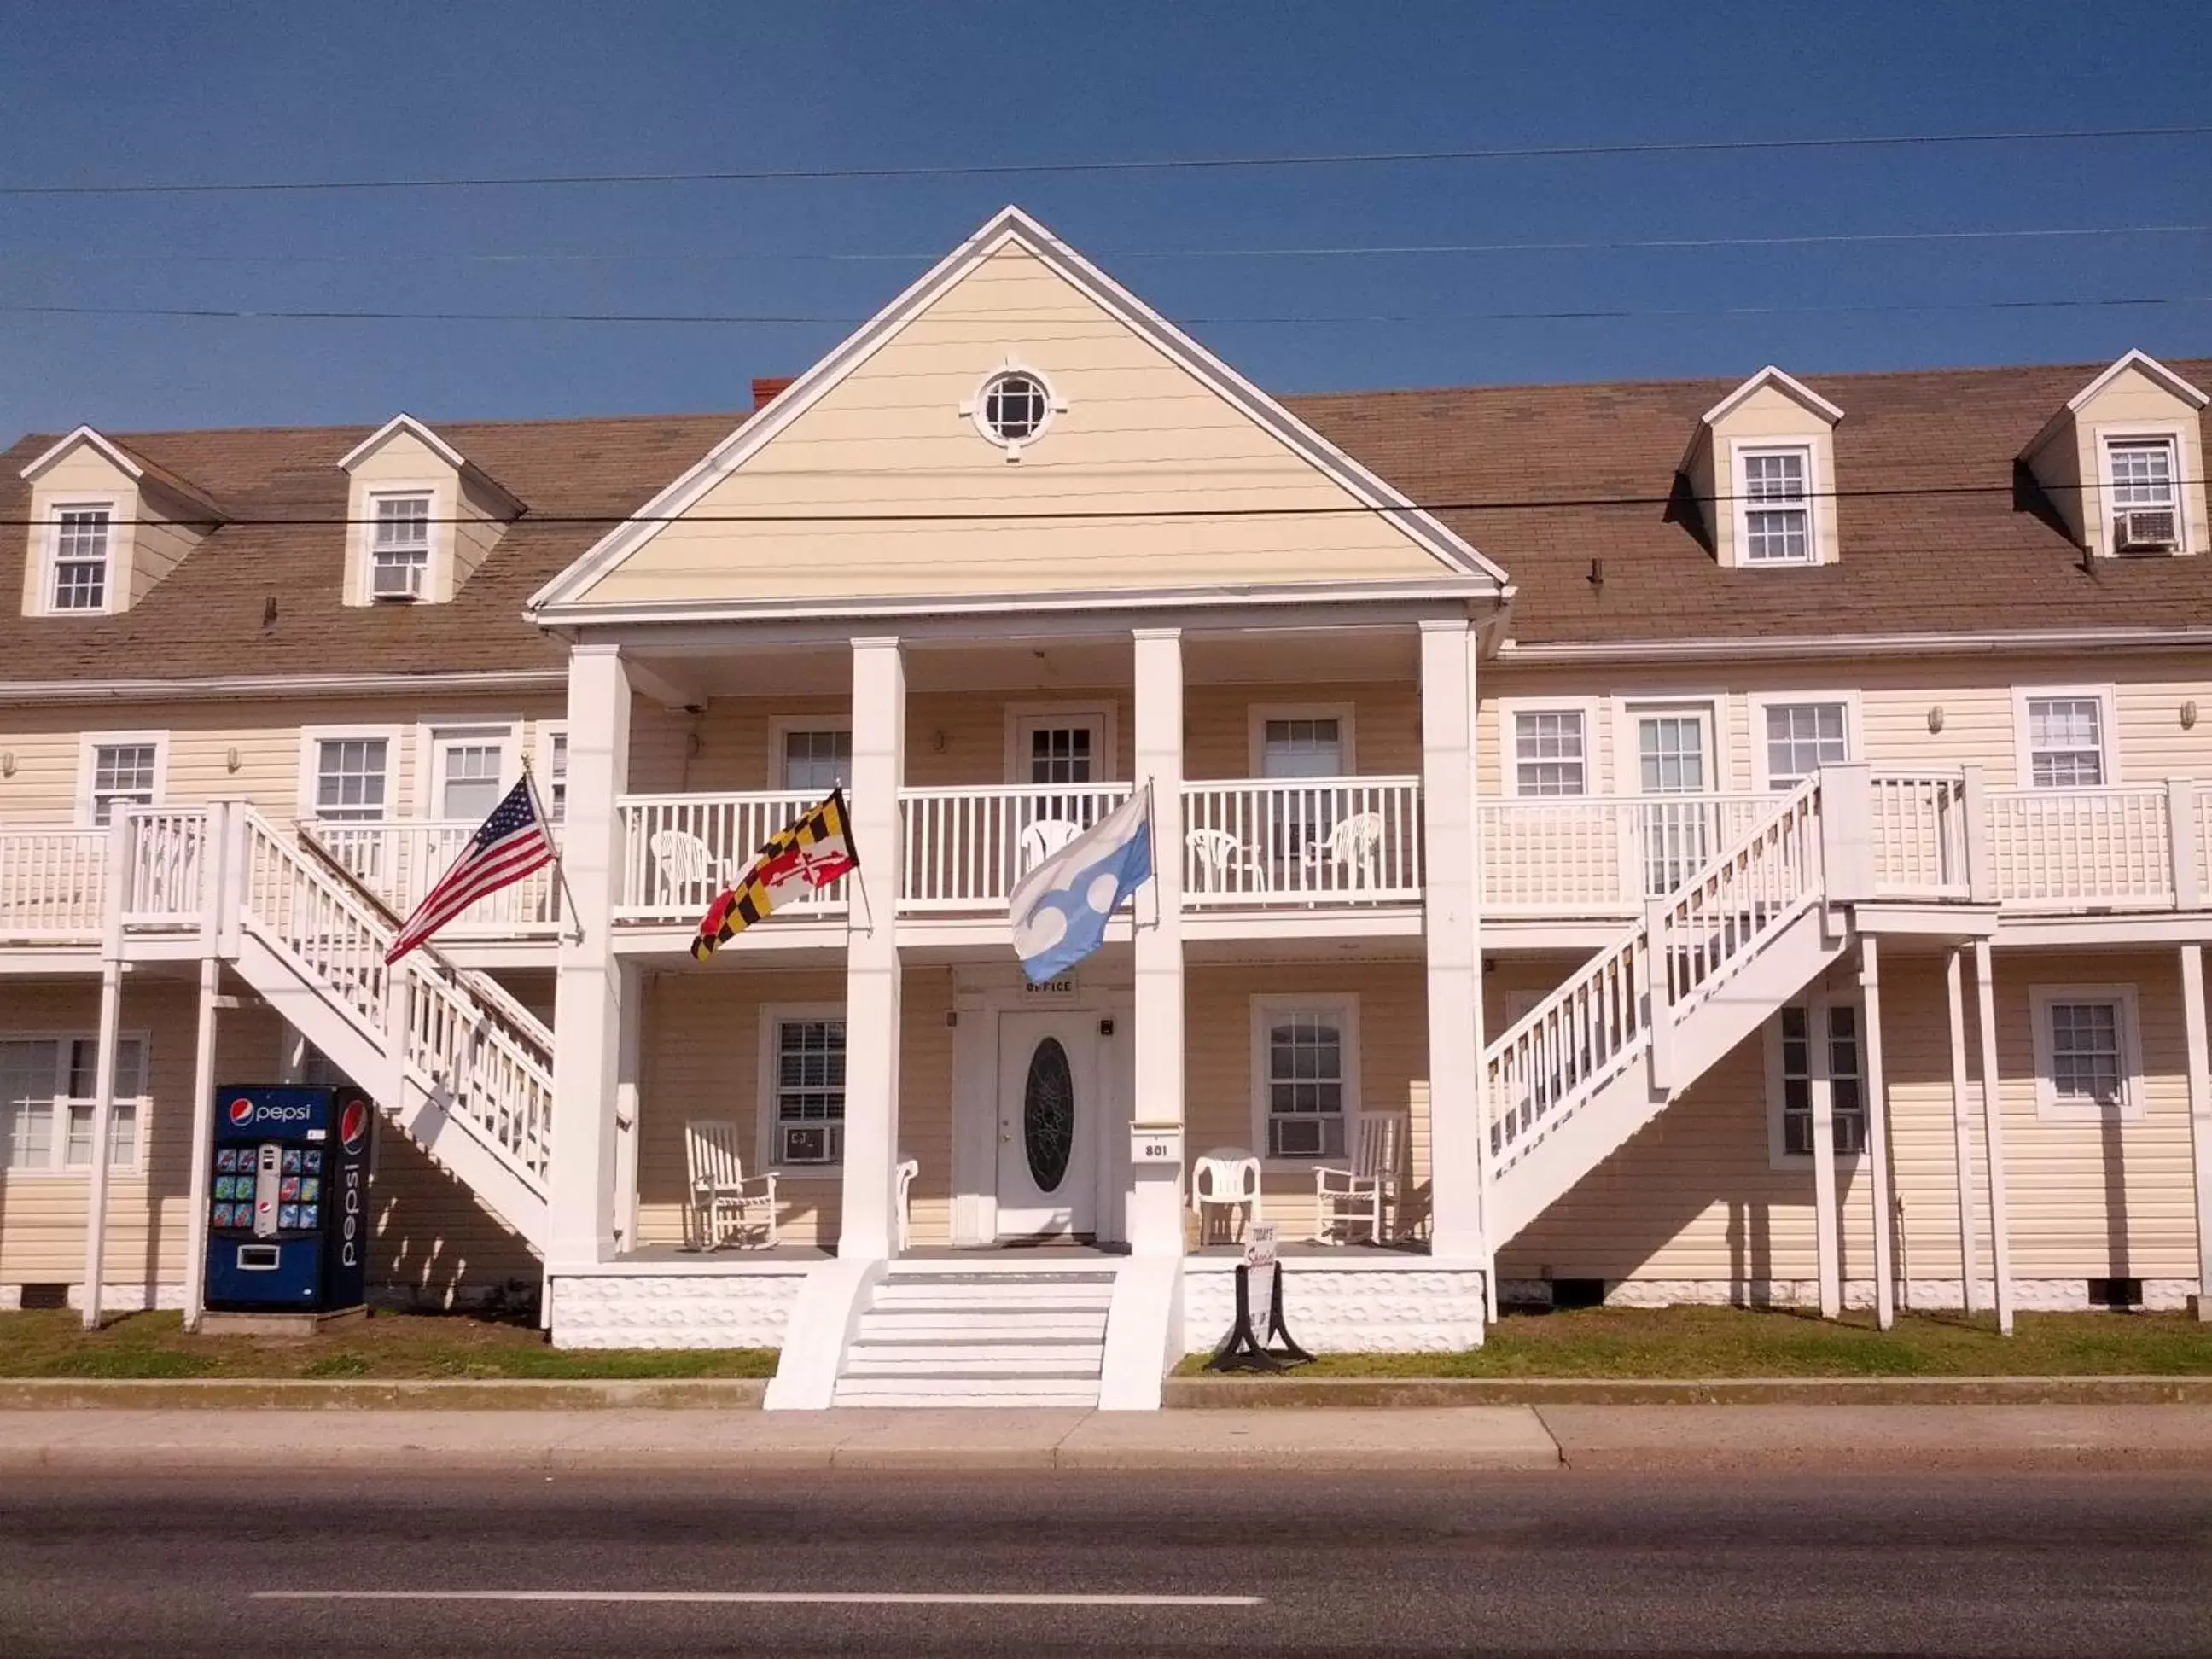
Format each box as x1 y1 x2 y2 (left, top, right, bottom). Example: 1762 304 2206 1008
2 0 2207 439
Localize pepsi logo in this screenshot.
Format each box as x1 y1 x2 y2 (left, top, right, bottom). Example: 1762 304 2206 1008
339 1099 369 1155
226 1098 256 1127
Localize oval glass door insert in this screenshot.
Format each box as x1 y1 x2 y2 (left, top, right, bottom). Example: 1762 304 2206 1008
1022 1037 1075 1194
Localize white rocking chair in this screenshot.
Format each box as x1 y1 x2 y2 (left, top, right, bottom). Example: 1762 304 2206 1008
1017 816 1082 875
650 830 728 908
1302 811 1387 890
684 1118 777 1249
1313 1111 1405 1245
1185 827 1258 894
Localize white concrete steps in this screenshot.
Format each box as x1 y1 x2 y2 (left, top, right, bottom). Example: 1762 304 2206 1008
831 1267 1116 1408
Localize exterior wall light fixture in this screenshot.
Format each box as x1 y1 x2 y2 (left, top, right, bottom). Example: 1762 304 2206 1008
1926 707 1945 735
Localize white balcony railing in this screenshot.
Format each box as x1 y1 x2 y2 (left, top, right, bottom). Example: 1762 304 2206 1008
1987 784 2176 909
1479 794 1777 915
0 828 108 942
616 793 849 923
306 819 564 937
1183 777 1423 905
120 806 210 928
1868 771 1973 899
900 783 1133 911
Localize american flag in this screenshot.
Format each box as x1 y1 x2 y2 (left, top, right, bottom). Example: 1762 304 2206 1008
385 777 556 964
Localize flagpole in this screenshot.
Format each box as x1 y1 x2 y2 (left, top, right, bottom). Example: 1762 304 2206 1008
520 756 584 945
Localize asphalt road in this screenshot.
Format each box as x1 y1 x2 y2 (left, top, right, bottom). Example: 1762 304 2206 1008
0 1467 2205 1656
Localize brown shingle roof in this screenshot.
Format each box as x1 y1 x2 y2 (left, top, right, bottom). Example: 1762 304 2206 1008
1284 358 2212 648
3 356 2206 683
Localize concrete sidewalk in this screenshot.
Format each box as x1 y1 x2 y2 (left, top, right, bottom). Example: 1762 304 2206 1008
3 1405 2210 1471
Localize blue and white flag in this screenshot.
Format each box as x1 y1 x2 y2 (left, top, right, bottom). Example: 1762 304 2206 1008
1010 786 1153 984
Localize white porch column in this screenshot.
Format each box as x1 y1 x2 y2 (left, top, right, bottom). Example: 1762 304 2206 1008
839 637 905 1260
547 644 633 1269
2180 943 2212 1322
79 809 131 1329
1945 946 1980 1313
1420 618 1487 1271
1129 626 1185 1258
1860 936 1896 1329
1973 939 2016 1334
1808 986 1842 1319
612 958 643 1254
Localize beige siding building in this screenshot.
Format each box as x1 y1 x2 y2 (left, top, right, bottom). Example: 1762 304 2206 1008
2 207 2208 1406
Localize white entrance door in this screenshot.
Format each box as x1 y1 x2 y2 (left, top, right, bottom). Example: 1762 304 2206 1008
1634 706 1715 894
996 1010 1098 1237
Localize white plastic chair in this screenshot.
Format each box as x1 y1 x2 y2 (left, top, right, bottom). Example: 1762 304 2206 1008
650 829 727 906
1186 827 1256 894
684 1119 777 1249
895 1155 919 1253
1017 816 1082 874
1303 811 1386 889
1190 1146 1262 1245
1313 1112 1405 1245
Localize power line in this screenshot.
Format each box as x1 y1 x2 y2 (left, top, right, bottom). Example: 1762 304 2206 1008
9 477 2203 530
3 124 2208 197
4 223 2209 265
9 294 2209 328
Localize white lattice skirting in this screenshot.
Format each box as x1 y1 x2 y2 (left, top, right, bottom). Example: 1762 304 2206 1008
1515 1277 2203 1313
1183 1264 1489 1353
549 1272 806 1349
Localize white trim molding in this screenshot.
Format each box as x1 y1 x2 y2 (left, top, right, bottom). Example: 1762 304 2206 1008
1004 701 1119 786
295 725 405 822
2029 983 2145 1123
74 731 169 827
1610 693 1732 795
2012 684 2121 789
767 713 854 793
1744 690 1862 792
958 360 1068 461
1247 701 1358 778
1700 365 1848 428
411 718 521 820
38 497 124 618
755 1000 849 1178
1496 696 1603 798
1248 992 1363 1170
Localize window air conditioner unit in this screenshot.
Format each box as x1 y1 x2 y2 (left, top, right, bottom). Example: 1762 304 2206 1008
371 557 424 599
2114 509 2179 554
778 1123 842 1165
1270 1117 1328 1159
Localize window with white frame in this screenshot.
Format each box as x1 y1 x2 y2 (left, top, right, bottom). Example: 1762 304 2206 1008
542 728 568 822
0 1036 147 1174
1761 701 1849 790
2107 437 2177 509
1260 718 1345 779
435 738 506 821
1773 1003 1865 1158
780 728 852 794
2032 987 2139 1120
86 742 159 826
49 506 113 611
1739 446 1813 564
1513 709 1588 796
771 1016 846 1165
369 493 432 599
2025 696 2107 789
1256 999 1355 1160
313 737 390 821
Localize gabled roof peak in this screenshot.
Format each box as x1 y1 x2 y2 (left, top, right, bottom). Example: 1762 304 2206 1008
19 423 224 518
339 413 525 515
2065 348 2209 414
1700 365 1846 428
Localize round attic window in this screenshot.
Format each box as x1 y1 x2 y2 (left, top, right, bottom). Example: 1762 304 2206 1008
981 372 1051 443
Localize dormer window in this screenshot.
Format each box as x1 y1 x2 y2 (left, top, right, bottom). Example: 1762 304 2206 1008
49 506 113 611
1738 447 1813 564
2106 435 2182 553
370 493 431 599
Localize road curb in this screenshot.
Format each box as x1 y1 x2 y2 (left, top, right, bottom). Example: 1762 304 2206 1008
0 1377 769 1411
1165 1375 2212 1406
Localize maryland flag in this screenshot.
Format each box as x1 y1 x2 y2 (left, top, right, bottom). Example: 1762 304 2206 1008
691 788 859 961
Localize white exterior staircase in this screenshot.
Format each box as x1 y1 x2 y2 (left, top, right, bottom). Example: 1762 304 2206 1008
831 1266 1115 1406
1482 775 1848 1246
226 809 554 1253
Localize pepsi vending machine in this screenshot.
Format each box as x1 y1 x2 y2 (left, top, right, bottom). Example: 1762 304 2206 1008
204 1085 372 1313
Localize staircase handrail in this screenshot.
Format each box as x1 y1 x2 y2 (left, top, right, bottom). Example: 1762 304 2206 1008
237 809 554 1194
1483 776 1824 1179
